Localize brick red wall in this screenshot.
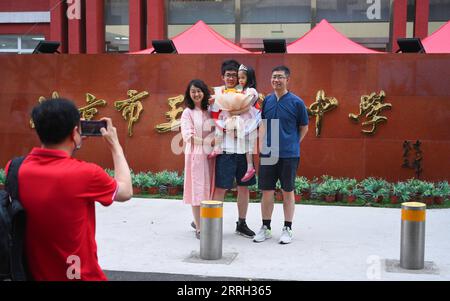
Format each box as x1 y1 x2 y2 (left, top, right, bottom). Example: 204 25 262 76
0 54 449 182
0 0 49 11
0 24 50 39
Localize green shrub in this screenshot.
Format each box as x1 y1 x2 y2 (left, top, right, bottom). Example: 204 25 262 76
127 170 448 205
248 176 259 192
105 168 114 178
316 177 340 196
131 171 139 187
337 178 357 193
275 180 282 191
145 172 157 188
392 182 412 202
134 172 150 189
361 177 390 200
308 177 320 200
167 171 183 187
0 169 5 185
294 176 309 195
433 181 450 199
154 170 172 186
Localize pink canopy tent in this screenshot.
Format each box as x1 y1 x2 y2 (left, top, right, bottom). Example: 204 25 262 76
130 20 250 54
422 20 450 53
287 19 380 54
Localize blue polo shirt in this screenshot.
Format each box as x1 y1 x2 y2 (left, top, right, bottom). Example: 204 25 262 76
261 91 309 158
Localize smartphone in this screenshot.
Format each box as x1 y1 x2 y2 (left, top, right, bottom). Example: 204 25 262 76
80 120 107 136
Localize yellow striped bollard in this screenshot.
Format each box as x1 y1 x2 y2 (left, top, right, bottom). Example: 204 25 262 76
200 201 223 260
400 202 426 269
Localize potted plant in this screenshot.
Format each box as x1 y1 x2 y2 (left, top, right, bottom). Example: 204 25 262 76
406 178 426 202
137 172 151 195
131 172 146 195
361 177 390 203
0 169 5 190
373 186 390 204
275 181 283 202
433 181 449 205
154 170 172 195
316 178 339 203
337 178 357 202
294 176 309 202
308 177 319 201
248 180 260 200
145 172 159 195
131 172 140 195
391 182 411 204
166 171 182 195
177 171 185 193
334 178 345 202
341 186 362 204
421 181 435 206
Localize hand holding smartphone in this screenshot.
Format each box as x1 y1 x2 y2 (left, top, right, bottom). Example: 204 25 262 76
80 120 107 137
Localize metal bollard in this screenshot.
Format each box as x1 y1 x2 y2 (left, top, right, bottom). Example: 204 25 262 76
400 202 426 269
200 200 223 260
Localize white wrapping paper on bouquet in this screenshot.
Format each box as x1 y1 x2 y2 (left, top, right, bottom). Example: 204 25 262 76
214 88 254 152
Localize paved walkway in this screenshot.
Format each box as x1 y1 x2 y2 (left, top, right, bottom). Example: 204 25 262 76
96 198 450 281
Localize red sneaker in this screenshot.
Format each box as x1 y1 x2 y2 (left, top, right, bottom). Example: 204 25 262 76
241 168 256 182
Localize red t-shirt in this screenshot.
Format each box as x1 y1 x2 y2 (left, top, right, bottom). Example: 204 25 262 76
6 148 117 281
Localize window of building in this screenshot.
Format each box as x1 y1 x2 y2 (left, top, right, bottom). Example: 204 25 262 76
239 0 310 47
0 35 44 54
316 0 390 22
168 0 235 24
241 0 310 24
167 0 235 41
105 0 129 52
429 0 450 21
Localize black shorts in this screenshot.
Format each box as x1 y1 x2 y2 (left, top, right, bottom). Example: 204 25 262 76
215 153 256 189
258 157 299 192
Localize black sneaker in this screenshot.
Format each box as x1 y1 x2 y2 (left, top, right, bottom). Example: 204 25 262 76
235 221 255 238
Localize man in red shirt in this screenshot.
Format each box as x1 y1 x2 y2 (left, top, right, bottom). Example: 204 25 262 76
5 98 132 281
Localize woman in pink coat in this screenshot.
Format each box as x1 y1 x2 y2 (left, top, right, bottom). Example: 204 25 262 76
180 79 215 239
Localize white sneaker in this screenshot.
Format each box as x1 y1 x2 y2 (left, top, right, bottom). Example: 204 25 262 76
279 226 293 244
253 225 272 243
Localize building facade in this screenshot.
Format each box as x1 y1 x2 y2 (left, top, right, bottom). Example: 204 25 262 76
0 0 449 54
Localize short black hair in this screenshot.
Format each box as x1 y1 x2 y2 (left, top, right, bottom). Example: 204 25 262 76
31 98 80 145
184 79 210 111
240 65 257 90
272 65 291 77
221 59 240 76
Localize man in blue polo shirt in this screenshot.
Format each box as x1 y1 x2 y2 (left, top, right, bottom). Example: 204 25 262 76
254 65 309 244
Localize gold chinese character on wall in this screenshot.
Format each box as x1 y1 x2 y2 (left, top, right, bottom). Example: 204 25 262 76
155 95 184 133
349 90 391 135
114 90 149 137
79 93 107 120
30 92 60 128
307 90 338 137
31 92 107 128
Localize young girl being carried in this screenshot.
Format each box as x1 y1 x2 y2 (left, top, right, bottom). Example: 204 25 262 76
237 64 261 182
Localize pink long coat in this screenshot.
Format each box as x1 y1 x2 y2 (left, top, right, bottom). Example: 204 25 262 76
181 107 215 206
